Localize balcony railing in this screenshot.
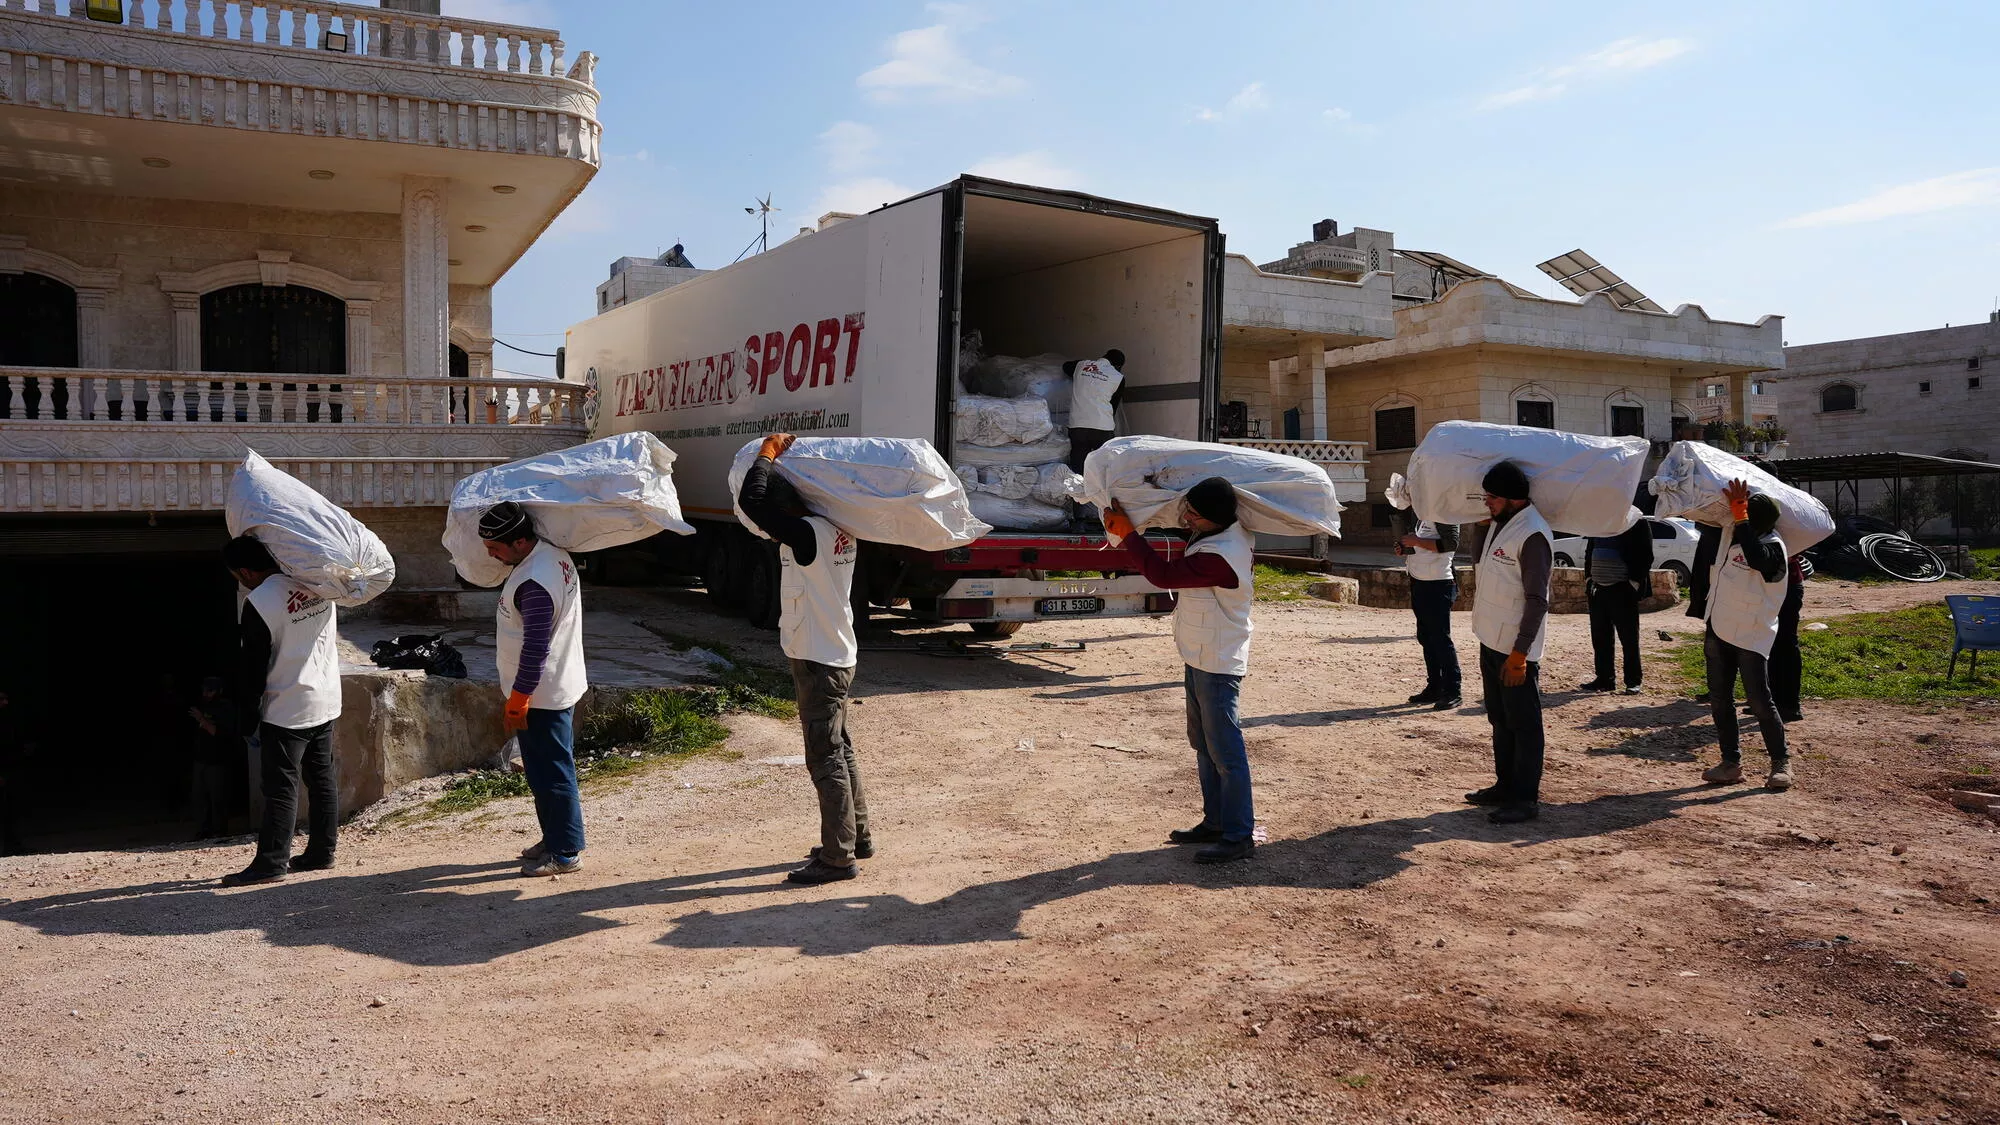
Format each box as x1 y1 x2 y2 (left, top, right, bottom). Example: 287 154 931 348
0 454 508 512
2 0 586 82
1221 438 1368 464
0 367 586 429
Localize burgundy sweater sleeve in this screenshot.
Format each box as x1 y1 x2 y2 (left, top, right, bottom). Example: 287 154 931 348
1122 534 1240 589
511 579 555 697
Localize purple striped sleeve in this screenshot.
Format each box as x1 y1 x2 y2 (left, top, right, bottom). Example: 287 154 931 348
511 579 555 697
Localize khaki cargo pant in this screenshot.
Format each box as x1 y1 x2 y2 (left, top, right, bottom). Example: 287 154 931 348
790 659 870 865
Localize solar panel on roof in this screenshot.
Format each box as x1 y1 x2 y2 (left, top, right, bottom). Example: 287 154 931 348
1536 249 1666 313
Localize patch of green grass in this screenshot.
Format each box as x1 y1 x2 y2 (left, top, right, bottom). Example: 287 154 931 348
1252 563 1324 602
1340 1073 1375 1090
1667 602 2000 704
1970 547 2000 581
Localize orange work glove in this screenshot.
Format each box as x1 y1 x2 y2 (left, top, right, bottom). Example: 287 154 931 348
1503 650 1529 688
1722 478 1751 524
504 690 531 732
1102 504 1136 543
758 432 796 461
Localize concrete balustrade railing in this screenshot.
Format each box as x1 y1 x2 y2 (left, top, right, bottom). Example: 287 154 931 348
0 367 586 429
1 0 588 83
0 454 509 512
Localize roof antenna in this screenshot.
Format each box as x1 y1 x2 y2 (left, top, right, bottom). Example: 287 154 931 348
733 194 779 263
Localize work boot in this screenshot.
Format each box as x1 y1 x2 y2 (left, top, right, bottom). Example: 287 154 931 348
220 865 286 888
808 837 875 861
1193 838 1255 865
786 857 858 885
287 852 335 873
1579 679 1615 693
1432 694 1463 711
1463 786 1506 806
1488 803 1539 825
1168 823 1226 845
1780 710 1804 724
520 840 547 861
521 854 582 878
1408 687 1441 705
1702 760 1744 785
1766 759 1795 791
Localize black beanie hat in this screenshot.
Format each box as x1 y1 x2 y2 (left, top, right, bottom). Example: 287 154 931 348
477 501 534 542
1746 494 1780 533
1186 477 1239 527
1481 461 1531 501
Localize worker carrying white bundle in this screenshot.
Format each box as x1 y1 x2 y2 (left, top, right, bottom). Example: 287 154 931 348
225 451 396 606
1648 441 1833 550
444 432 695 588
1405 421 1648 539
727 435 991 552
1079 435 1343 539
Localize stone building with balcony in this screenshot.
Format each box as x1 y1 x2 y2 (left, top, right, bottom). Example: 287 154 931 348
1220 220 1785 543
0 0 598 833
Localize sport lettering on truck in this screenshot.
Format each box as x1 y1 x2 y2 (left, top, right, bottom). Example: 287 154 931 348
611 313 864 418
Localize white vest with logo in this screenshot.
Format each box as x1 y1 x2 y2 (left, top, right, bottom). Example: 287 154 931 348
1175 522 1256 676
1472 506 1553 662
1405 519 1457 582
1705 530 1788 657
1068 358 1124 432
781 516 859 669
497 540 588 710
245 576 342 730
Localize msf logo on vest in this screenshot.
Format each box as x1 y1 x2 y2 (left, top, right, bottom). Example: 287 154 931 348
286 588 325 615
1489 547 1515 564
559 558 576 589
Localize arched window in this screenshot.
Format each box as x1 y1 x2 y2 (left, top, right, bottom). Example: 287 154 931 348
0 272 80 419
1820 383 1857 413
201 284 346 423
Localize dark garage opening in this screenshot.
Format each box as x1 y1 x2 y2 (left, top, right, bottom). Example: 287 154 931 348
0 516 243 854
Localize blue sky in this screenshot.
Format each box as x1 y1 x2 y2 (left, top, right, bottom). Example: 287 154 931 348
462 0 2000 377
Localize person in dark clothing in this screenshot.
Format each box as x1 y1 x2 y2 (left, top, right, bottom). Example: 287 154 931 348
1395 511 1462 709
1062 348 1127 474
187 676 242 840
1579 518 1654 693
1686 520 1722 703
1699 484 1794 791
1765 555 1807 723
1466 461 1553 826
738 433 873 885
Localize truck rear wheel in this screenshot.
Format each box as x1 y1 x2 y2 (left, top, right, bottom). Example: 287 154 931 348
970 620 1024 638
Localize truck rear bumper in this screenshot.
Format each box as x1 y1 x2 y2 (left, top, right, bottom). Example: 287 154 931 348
936 575 1175 622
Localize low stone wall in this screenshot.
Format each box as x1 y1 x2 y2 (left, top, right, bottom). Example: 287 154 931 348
1321 565 1680 614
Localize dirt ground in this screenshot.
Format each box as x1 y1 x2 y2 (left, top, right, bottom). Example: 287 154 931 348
5 578 1999 1124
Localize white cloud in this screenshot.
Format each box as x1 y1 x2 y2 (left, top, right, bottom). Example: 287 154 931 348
857 22 1024 103
1480 36 1694 111
966 151 1078 188
811 177 918 219
1779 168 2000 229
1322 107 1352 121
1196 82 1270 122
819 121 880 175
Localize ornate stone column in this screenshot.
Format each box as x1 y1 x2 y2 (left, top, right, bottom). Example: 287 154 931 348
169 292 202 371
401 175 450 379
1298 337 1328 440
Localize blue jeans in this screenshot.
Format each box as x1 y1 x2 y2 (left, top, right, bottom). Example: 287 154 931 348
520 706 584 856
1409 578 1461 695
1184 665 1254 843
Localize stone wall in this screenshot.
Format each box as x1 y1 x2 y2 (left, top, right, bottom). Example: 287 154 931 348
1771 320 1998 462
1321 564 1679 614
351 506 457 590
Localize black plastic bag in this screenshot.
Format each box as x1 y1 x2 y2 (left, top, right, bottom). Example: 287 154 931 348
368 633 468 678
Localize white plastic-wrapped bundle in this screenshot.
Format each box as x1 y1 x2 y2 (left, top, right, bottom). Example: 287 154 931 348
227 451 397 606
955 431 1070 467
444 432 695 588
1030 463 1085 507
728 436 991 551
1384 471 1413 511
1080 435 1343 538
961 352 1072 414
1405 421 1647 538
953 463 989 493
953 394 1054 446
978 463 1040 501
1649 441 1834 551
969 493 1068 531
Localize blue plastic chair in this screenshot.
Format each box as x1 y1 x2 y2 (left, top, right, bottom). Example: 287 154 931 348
1945 595 2000 681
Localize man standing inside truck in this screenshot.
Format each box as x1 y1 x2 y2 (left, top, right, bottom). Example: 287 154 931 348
1397 512 1462 710
480 502 590 878
1063 349 1126 474
1103 477 1258 865
737 433 871 886
1465 462 1552 827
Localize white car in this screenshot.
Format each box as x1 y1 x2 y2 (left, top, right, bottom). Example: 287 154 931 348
1550 516 1701 584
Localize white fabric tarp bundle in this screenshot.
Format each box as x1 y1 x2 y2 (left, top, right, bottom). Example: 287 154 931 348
1648 441 1835 551
1405 421 1647 538
960 352 1072 415
729 436 991 551
1385 471 1413 511
955 431 1070 467
953 394 1054 446
444 432 695 588
969 493 1068 531
1079 435 1343 538
226 451 396 606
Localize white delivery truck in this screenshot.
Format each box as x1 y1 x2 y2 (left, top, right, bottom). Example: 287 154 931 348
567 176 1225 634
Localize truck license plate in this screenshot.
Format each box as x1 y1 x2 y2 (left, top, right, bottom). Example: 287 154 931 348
1037 596 1103 616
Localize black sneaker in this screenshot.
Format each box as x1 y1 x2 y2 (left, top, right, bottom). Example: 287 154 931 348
1780 710 1804 724
287 853 336 873
1167 823 1226 845
220 865 286 887
1463 786 1506 806
1193 838 1255 865
1488 803 1539 825
1408 688 1441 705
1579 679 1615 693
807 839 875 861
786 858 858 885
1432 695 1463 711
